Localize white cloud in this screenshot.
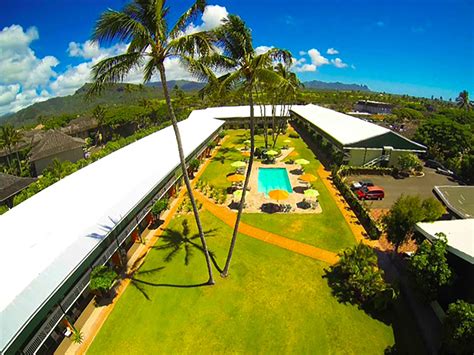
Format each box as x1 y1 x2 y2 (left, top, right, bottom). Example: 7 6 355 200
0 25 59 114
185 5 228 34
255 45 273 55
291 47 352 72
307 48 329 67
331 58 348 68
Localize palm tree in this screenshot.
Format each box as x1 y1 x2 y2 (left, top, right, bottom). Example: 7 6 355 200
270 63 302 148
92 105 107 145
456 90 472 111
0 124 24 173
88 0 217 284
198 15 292 276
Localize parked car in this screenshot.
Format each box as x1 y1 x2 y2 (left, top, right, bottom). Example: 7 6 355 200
356 186 385 200
425 159 445 169
351 179 374 191
436 166 454 176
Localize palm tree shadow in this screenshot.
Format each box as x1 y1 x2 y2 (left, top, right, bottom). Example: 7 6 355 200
152 227 223 272
128 266 166 301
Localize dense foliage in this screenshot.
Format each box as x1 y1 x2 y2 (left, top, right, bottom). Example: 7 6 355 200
409 233 453 301
89 265 118 295
397 153 423 174
443 300 474 354
325 243 397 310
382 195 445 251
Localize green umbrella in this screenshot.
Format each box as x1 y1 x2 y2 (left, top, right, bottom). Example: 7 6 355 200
266 150 278 156
295 158 310 165
304 189 320 198
231 161 247 168
233 190 243 199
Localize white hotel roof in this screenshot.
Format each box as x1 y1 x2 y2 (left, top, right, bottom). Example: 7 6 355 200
415 219 474 264
0 111 226 352
291 104 392 146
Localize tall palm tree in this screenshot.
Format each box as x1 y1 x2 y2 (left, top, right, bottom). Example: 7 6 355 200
198 15 292 276
0 124 24 172
270 63 302 148
88 0 217 284
456 90 472 111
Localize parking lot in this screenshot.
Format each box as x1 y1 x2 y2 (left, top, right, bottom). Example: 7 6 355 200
348 167 460 210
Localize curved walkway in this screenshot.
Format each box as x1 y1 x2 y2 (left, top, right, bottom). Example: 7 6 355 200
195 190 339 265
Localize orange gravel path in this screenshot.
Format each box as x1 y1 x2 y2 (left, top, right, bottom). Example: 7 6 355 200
317 165 380 248
195 190 339 265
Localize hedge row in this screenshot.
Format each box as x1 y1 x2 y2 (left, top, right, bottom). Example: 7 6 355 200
338 165 393 177
332 166 383 240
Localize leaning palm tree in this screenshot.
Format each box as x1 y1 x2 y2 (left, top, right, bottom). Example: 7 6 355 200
88 0 217 284
0 124 24 172
456 90 472 111
197 15 292 277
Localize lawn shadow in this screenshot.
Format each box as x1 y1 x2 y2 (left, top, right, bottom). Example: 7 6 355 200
152 225 224 273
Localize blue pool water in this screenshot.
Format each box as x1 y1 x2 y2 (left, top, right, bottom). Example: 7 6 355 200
258 168 293 196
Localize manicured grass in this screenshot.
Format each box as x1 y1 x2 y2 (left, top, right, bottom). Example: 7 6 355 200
89 211 395 354
202 128 355 251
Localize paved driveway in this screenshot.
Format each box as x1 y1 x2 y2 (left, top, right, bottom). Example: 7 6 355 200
349 167 460 209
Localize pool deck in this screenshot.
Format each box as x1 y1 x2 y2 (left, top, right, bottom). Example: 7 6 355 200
228 148 322 214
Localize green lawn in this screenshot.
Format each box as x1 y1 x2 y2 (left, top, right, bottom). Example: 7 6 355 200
89 211 395 354
201 129 355 252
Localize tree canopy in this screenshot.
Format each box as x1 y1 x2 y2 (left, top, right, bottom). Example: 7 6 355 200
409 233 453 301
382 195 445 251
443 300 474 354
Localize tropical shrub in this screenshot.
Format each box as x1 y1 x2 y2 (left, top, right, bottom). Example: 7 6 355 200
89 265 118 296
189 159 200 172
324 243 397 310
289 132 299 138
443 300 474 354
398 153 423 174
382 195 444 251
409 233 453 301
151 198 169 219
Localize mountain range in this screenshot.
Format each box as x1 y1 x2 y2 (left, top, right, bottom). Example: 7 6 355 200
1 80 370 127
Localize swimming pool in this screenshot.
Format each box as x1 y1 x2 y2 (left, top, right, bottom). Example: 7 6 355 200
258 168 293 196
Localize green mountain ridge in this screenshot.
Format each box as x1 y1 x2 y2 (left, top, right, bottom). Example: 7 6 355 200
1 79 370 127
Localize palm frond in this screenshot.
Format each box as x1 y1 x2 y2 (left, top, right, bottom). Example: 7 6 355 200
169 0 207 39
92 7 151 46
87 52 143 98
167 31 215 58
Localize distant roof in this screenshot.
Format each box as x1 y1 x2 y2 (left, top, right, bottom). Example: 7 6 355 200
0 106 273 352
0 173 36 203
60 116 98 135
356 100 393 106
29 130 85 161
415 219 474 264
433 186 474 219
291 104 426 150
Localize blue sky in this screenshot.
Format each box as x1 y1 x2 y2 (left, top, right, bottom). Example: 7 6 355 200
0 0 473 114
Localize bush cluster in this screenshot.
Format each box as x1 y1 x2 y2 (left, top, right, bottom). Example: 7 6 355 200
332 166 383 240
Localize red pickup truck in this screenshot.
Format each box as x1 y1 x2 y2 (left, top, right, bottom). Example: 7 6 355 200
356 186 385 200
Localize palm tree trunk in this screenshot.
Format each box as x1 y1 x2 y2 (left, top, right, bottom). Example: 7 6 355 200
222 89 255 277
158 64 215 285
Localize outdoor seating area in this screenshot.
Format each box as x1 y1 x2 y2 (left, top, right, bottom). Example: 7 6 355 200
212 133 322 214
